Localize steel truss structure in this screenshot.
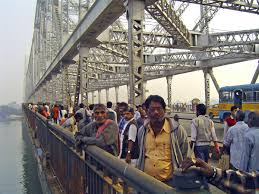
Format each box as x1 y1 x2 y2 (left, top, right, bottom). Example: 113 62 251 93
25 0 259 107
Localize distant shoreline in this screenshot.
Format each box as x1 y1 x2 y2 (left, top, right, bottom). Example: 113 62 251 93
0 115 23 122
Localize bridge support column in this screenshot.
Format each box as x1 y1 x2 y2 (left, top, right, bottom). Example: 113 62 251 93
42 84 47 103
115 86 119 104
98 90 101 103
106 88 109 103
53 75 58 103
127 84 130 104
92 91 95 104
208 68 220 93
61 67 66 105
46 80 50 103
166 76 173 108
79 46 90 105
49 79 54 104
126 0 145 107
64 65 72 108
40 89 43 102
203 69 210 107
143 81 147 102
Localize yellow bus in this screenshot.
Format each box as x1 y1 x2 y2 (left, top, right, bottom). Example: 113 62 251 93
207 104 219 118
217 83 259 121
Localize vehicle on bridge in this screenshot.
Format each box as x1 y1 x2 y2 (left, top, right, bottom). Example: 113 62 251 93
207 104 219 118
216 83 259 121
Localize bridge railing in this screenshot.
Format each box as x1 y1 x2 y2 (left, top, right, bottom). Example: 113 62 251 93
23 105 179 194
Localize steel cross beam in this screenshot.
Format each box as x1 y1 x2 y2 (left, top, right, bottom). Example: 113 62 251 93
192 6 219 32
88 56 255 91
146 0 192 47
105 29 176 48
177 0 259 14
145 50 259 64
27 0 125 101
204 29 259 47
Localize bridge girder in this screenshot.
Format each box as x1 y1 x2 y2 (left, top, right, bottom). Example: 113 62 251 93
25 0 259 103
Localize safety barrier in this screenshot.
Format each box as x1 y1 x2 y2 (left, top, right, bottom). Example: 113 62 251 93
23 106 179 194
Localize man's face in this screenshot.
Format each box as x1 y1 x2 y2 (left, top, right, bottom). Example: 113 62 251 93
93 108 107 124
139 107 146 117
119 106 127 115
147 101 165 122
124 111 134 121
231 109 238 117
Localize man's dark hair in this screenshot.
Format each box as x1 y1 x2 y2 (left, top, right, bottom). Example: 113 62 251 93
231 106 237 112
248 111 259 127
89 104 94 110
79 103 85 108
236 110 245 121
196 104 207 115
107 101 113 108
173 114 179 122
145 95 166 110
119 102 128 108
93 104 107 112
125 107 134 114
74 112 83 120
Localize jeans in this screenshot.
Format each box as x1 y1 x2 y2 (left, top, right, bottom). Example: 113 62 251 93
194 145 210 190
194 145 210 163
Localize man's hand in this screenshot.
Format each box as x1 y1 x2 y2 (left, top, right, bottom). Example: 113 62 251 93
75 138 83 149
125 153 131 164
181 157 214 178
215 145 220 155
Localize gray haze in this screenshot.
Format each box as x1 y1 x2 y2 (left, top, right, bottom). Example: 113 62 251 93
0 1 35 105
0 1 258 105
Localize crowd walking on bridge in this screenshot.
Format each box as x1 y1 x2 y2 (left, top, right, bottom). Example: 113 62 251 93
28 94 259 194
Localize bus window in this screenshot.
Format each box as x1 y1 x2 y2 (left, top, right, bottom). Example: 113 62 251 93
243 91 253 102
220 91 232 102
255 91 259 102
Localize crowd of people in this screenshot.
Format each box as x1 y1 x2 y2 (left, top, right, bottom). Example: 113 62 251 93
28 95 259 193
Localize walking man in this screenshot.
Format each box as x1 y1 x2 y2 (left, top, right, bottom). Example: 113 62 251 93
191 103 220 163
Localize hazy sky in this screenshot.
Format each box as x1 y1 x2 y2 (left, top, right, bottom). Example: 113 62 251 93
0 1 258 105
0 1 35 105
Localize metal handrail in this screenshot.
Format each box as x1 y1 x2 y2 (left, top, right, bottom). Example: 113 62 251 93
24 107 181 194
24 105 222 194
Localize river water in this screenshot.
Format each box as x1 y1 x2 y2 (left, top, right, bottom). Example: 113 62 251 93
0 119 43 194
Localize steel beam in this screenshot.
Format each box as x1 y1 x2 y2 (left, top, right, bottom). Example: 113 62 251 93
177 0 259 14
29 0 125 100
79 46 90 105
98 89 101 103
127 0 145 106
166 76 173 108
203 68 210 107
92 91 95 104
251 60 259 84
208 68 220 92
115 86 119 104
146 0 191 47
106 88 110 103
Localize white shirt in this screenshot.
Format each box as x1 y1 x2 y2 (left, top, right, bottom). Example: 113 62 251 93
134 111 141 120
119 118 137 158
44 105 50 113
61 109 67 119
